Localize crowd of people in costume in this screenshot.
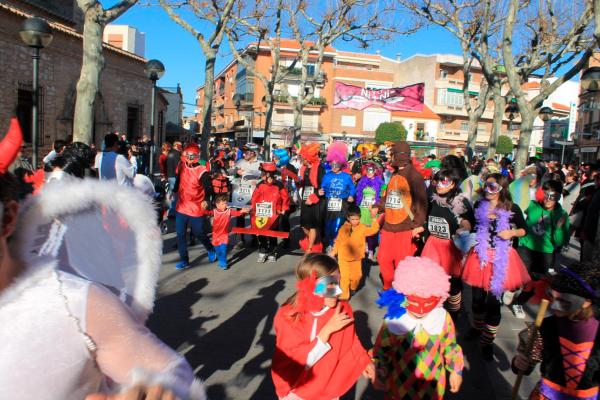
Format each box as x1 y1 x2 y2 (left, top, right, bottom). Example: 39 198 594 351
2 111 600 400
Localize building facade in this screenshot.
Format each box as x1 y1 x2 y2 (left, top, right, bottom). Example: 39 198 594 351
0 0 164 164
196 40 581 157
103 24 146 57
575 54 600 163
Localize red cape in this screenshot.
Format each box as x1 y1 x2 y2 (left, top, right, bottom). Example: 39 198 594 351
271 302 370 399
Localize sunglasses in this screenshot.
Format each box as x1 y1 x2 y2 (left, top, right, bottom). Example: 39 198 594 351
186 153 198 160
330 162 341 169
484 182 502 194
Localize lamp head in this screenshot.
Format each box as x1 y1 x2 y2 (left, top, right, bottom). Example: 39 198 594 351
144 59 165 81
20 17 53 49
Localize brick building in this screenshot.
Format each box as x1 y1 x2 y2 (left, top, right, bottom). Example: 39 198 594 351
0 0 165 164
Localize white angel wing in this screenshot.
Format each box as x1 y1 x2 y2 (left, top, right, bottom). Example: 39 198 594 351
11 178 162 322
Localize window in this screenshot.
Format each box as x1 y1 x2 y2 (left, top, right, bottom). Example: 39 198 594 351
440 121 445 130
460 122 469 131
341 115 356 127
447 92 464 107
126 105 142 141
440 69 448 79
415 122 425 140
363 110 391 132
437 89 446 106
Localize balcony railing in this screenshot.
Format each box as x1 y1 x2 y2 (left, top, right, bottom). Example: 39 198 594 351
273 94 326 106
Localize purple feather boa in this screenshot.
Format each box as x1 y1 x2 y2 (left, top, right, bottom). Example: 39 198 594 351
474 201 513 298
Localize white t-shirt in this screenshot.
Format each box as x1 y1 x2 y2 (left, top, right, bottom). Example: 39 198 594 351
94 151 135 186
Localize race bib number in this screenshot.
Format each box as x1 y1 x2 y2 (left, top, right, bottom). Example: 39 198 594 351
360 195 375 208
328 197 343 212
256 202 273 218
385 191 403 209
302 186 314 201
428 216 450 239
240 184 253 196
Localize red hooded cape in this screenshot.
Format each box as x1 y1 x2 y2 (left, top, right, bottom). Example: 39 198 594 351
271 301 370 399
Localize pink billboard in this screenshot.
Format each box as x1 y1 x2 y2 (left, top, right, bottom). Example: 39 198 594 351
333 82 425 111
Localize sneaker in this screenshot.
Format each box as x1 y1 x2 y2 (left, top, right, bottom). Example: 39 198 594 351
257 253 268 263
502 291 515 306
175 261 189 270
218 264 228 270
367 251 374 260
511 304 526 319
267 255 277 263
207 249 217 263
234 240 245 250
482 344 494 361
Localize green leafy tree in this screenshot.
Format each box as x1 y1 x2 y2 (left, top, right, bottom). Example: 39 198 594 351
375 122 407 145
496 135 514 156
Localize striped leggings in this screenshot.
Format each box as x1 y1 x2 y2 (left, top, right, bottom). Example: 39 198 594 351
471 287 501 345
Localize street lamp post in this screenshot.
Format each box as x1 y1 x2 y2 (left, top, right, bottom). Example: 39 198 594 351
144 59 165 176
20 17 53 170
505 101 519 132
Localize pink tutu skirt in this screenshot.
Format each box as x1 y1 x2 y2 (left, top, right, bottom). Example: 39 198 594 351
462 247 531 292
422 236 464 277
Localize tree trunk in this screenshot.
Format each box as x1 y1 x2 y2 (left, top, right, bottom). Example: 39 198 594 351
292 104 303 145
200 53 216 160
73 4 104 144
488 93 505 159
264 91 274 144
514 111 534 175
466 118 478 156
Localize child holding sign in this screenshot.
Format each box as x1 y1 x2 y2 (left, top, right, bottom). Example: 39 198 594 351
252 162 290 263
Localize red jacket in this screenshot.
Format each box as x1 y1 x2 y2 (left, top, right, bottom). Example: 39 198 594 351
250 180 289 230
176 164 210 217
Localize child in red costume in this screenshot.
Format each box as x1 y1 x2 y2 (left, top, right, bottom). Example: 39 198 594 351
252 162 290 263
376 141 428 290
271 254 375 400
206 194 249 270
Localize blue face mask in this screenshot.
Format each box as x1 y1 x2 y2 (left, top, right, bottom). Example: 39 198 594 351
314 275 343 298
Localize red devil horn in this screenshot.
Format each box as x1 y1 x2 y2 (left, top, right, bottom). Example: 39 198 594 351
0 118 23 173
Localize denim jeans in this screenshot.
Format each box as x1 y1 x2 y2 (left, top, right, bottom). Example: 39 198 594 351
175 212 213 263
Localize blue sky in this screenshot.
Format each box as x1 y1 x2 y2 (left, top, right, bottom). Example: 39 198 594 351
109 2 462 116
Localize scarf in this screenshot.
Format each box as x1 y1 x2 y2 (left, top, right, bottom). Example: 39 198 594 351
474 200 512 297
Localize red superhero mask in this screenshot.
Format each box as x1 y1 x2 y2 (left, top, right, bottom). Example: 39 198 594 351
406 295 440 315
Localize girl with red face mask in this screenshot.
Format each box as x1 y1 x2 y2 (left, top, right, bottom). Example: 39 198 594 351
373 256 464 399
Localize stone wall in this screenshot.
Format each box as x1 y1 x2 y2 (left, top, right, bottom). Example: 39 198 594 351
0 4 166 163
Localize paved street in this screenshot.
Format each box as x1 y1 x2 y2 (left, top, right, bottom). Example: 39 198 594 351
148 215 581 400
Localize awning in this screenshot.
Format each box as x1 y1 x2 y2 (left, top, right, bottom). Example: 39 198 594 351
447 88 478 96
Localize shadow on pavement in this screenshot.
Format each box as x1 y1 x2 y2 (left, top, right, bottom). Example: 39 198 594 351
147 278 217 352
187 279 286 383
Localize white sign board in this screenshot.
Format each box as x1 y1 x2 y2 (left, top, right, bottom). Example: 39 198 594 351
568 102 577 141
